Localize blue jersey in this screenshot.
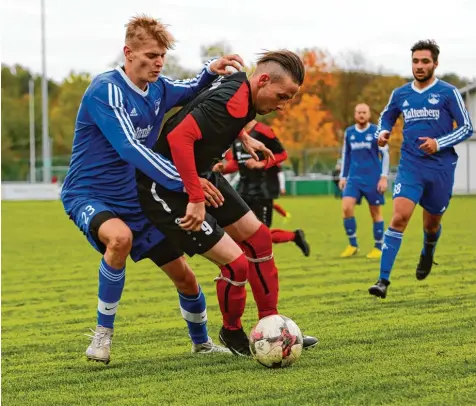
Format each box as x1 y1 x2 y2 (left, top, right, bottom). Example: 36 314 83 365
377 79 473 169
61 62 217 212
340 123 389 181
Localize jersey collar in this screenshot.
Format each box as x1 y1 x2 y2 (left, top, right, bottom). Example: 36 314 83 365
411 78 439 94
354 123 370 133
115 66 149 97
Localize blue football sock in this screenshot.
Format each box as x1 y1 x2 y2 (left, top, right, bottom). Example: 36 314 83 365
97 258 125 329
178 286 208 345
343 217 358 247
379 227 403 281
422 225 441 256
373 221 384 250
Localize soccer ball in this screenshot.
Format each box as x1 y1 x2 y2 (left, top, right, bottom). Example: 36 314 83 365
249 314 303 368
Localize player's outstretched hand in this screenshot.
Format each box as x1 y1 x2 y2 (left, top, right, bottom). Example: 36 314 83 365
377 176 388 193
241 133 275 163
338 178 347 191
209 54 245 75
179 201 206 231
377 131 390 147
199 177 224 208
418 137 438 154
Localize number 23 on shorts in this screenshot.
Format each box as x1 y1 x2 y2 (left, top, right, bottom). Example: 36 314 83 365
81 204 96 226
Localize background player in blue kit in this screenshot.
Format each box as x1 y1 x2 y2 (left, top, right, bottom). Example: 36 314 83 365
339 103 389 259
368 40 473 299
61 15 244 362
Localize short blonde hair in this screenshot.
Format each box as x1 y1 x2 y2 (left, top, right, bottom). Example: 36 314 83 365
125 14 175 50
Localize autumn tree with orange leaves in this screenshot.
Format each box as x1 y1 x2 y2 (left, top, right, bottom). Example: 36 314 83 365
360 75 407 166
268 49 338 174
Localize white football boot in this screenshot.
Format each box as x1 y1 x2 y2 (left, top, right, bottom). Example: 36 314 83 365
191 337 232 354
85 325 113 364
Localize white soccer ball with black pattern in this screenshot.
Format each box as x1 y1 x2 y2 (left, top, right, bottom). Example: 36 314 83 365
249 314 303 368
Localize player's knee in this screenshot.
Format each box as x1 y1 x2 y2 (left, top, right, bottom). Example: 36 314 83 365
343 205 354 218
423 217 441 233
391 212 410 230
342 199 355 217
106 230 133 256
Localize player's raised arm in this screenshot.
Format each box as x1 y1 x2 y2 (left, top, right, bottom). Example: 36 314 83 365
339 130 351 179
376 91 401 139
434 88 474 150
162 54 245 111
88 82 183 191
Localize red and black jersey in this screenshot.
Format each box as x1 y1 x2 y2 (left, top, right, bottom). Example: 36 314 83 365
230 122 287 199
149 72 256 202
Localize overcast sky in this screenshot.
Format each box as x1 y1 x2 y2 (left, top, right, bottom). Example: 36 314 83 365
1 0 475 83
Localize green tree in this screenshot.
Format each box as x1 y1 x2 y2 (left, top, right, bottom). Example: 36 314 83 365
50 72 92 155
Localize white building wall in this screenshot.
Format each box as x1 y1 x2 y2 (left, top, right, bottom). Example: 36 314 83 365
453 88 476 195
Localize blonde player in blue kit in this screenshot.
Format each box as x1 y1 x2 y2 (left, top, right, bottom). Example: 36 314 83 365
339 103 389 259
368 40 473 299
61 15 245 362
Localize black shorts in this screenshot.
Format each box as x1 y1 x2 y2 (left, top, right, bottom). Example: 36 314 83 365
137 171 250 257
89 211 184 267
242 197 273 227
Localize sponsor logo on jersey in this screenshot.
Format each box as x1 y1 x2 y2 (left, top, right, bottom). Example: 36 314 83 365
365 134 373 141
350 141 372 150
135 124 153 140
130 107 138 117
428 93 440 105
402 100 410 107
402 107 440 122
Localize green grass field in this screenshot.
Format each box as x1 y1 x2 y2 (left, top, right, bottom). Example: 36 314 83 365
2 196 476 406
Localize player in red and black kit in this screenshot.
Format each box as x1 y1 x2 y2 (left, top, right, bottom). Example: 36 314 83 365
213 120 310 256
137 50 318 355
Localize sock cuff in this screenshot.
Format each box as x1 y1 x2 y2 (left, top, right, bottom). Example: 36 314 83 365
386 227 403 238
101 258 125 274
178 286 202 301
100 259 125 283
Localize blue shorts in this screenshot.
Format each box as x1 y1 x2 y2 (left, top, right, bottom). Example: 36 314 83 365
392 162 455 215
65 198 167 262
343 178 385 206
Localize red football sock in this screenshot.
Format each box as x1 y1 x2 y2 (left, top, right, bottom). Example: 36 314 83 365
215 253 248 330
273 203 288 217
240 224 279 320
271 229 296 244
